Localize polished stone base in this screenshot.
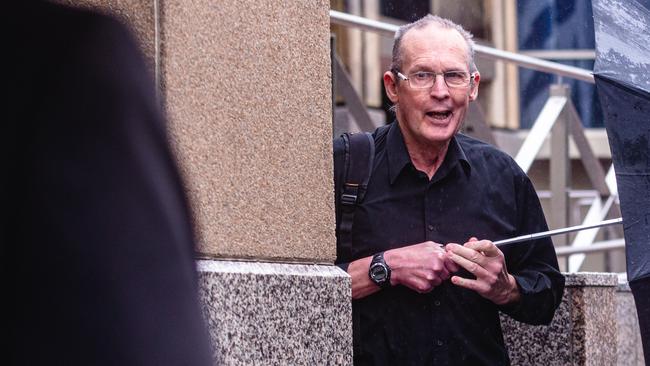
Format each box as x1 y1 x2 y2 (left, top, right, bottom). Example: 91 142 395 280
616 276 646 366
197 260 352 365
501 272 619 366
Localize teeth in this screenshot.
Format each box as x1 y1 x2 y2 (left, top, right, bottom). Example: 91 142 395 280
428 111 451 119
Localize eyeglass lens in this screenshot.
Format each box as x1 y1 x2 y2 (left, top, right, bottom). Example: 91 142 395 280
409 71 470 88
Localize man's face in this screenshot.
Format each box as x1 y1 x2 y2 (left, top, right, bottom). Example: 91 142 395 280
384 25 480 149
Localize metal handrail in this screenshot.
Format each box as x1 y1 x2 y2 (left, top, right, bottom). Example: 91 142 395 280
330 10 595 84
555 239 625 256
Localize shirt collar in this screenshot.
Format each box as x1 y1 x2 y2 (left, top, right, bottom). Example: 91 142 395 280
436 133 472 182
386 122 412 185
387 122 471 185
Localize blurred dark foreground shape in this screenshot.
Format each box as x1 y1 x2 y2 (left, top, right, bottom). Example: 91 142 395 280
3 1 213 365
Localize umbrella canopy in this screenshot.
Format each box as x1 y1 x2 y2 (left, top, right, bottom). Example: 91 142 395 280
594 0 650 282
592 0 650 359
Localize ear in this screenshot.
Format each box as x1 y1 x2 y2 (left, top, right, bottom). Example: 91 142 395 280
384 71 399 104
468 71 480 101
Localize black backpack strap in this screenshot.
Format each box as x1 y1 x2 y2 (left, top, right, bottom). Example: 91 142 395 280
338 132 375 263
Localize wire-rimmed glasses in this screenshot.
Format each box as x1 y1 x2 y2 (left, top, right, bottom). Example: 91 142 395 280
394 69 475 89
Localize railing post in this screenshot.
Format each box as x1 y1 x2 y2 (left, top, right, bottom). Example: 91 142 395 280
332 54 378 135
550 84 572 246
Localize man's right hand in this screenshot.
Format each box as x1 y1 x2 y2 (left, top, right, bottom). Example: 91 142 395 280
384 241 459 293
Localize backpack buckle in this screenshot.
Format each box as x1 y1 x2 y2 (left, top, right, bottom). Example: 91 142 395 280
341 183 359 206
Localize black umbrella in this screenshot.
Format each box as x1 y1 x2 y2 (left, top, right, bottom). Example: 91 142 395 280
592 0 650 359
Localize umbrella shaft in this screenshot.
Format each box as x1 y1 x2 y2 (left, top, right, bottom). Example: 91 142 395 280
493 218 623 246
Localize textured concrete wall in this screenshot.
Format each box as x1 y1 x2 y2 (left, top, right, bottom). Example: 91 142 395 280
160 0 335 262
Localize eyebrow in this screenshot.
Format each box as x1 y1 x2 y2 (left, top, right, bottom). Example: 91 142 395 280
408 67 469 73
408 63 469 72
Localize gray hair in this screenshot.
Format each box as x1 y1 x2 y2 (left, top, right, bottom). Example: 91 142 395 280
390 14 477 73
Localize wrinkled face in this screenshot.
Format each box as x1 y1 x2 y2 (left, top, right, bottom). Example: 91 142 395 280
384 25 480 149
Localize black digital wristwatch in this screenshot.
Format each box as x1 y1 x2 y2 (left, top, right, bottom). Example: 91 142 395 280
369 252 391 288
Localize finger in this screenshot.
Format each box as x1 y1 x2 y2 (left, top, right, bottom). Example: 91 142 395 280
447 251 490 278
413 268 445 285
451 275 489 293
409 277 435 293
415 266 447 283
468 237 478 242
437 267 450 281
416 261 449 283
443 255 460 273
447 243 487 267
464 240 501 257
424 241 444 250
441 252 460 272
435 252 451 279
444 243 461 252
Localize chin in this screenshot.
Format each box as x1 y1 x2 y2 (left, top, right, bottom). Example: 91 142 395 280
420 132 453 146
421 124 457 144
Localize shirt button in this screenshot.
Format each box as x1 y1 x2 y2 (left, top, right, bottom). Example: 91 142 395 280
434 300 441 306
428 224 435 231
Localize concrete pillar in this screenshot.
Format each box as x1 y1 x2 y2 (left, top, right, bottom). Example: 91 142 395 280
159 0 335 262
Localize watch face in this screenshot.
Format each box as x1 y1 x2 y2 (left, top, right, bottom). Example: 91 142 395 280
370 263 388 282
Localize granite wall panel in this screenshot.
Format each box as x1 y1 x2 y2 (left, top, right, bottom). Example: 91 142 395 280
616 281 646 366
197 260 352 365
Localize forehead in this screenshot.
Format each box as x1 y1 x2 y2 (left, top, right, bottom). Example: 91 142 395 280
400 25 470 69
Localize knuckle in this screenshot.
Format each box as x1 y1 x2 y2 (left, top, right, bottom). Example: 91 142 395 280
486 274 498 286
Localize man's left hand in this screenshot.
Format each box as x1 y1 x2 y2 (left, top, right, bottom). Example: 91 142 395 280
445 238 521 305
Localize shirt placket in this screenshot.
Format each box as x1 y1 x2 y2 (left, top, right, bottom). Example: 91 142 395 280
424 180 449 362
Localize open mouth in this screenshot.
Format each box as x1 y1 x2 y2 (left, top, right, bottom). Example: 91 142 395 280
426 111 452 120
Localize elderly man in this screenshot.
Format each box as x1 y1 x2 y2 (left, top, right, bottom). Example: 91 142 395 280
334 15 565 365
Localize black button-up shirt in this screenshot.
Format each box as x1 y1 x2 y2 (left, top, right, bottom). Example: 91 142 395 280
334 122 565 366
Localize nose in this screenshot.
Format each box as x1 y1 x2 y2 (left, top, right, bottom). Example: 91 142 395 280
429 74 450 99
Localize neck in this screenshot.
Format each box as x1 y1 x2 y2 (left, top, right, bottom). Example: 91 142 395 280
402 132 450 180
